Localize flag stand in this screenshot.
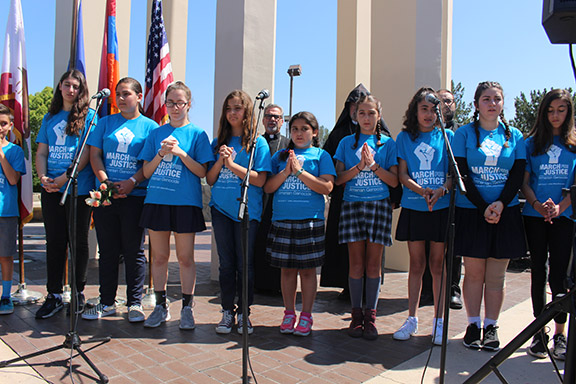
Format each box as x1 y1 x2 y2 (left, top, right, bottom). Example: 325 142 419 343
11 223 42 305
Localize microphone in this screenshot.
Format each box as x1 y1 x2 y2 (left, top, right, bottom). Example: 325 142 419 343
425 93 441 106
256 89 270 100
91 88 111 100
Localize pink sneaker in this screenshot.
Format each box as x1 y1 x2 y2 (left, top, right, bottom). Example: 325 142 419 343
293 313 313 336
280 310 296 334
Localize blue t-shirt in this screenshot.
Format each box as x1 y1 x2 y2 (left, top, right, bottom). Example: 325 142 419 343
397 128 454 211
334 133 398 202
270 147 336 221
452 122 526 208
523 136 576 219
88 114 159 197
208 136 272 222
138 123 214 207
36 109 97 195
0 142 26 217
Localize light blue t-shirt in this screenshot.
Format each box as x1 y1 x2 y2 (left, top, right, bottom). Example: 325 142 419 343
138 122 214 207
270 146 336 221
334 133 398 202
36 109 97 195
88 114 159 197
522 136 576 219
397 128 454 211
209 135 272 222
452 122 526 208
0 142 26 217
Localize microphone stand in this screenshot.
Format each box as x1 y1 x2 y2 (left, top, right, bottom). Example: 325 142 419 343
464 185 576 384
0 96 111 383
434 104 466 384
237 95 266 384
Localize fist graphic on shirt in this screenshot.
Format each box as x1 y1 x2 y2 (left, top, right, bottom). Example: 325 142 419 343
415 142 435 171
480 138 502 166
547 144 562 164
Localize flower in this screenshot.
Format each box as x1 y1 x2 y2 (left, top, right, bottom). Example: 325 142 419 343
85 181 118 208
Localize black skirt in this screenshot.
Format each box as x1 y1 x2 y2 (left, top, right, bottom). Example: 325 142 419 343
454 205 526 259
395 208 449 243
140 204 206 233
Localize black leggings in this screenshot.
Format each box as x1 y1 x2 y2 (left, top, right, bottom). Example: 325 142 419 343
523 215 573 324
41 190 92 294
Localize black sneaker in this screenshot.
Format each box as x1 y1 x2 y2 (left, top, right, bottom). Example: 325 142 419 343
463 323 482 349
36 293 64 319
66 292 85 316
482 324 500 351
552 333 566 361
527 332 549 359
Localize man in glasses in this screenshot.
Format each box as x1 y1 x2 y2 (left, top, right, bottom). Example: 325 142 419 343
254 104 289 293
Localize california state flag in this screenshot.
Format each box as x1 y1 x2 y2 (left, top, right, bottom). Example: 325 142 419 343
0 0 33 225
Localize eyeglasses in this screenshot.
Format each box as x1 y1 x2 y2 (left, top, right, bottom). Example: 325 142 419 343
264 114 282 120
442 99 454 105
166 101 188 108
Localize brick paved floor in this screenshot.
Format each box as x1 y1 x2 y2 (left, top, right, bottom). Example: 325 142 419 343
0 222 534 383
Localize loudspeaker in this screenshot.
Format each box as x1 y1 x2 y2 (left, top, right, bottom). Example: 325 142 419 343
542 0 576 43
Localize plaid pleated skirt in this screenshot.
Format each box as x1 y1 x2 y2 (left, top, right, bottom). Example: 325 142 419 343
338 198 393 246
267 219 325 269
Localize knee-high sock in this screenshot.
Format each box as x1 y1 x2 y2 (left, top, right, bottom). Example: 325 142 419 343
365 276 381 310
349 277 364 308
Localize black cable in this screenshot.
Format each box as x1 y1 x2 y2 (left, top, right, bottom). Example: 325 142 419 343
570 44 576 84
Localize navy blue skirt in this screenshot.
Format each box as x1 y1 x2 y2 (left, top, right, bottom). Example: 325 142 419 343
140 204 206 233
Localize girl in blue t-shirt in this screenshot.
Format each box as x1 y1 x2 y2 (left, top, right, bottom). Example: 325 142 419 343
334 94 398 340
207 90 271 335
264 111 335 336
138 81 214 329
83 77 159 323
521 89 576 360
453 81 526 351
0 105 26 315
393 88 453 346
35 69 96 319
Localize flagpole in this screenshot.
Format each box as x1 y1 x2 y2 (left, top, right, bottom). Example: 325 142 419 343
69 0 79 70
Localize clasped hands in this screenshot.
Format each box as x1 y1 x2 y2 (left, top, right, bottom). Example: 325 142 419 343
281 150 303 176
356 143 378 171
534 198 560 224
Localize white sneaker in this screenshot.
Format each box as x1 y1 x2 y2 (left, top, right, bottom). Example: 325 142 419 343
128 305 145 323
81 303 116 320
237 313 253 335
432 318 444 346
393 317 418 341
215 309 235 334
144 304 170 328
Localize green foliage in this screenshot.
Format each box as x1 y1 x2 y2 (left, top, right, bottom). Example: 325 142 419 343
451 80 473 126
28 86 53 192
511 88 576 134
318 125 330 147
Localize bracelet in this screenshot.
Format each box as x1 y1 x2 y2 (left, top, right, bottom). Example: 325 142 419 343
295 168 304 177
441 186 448 196
157 150 165 158
371 163 380 172
531 200 539 209
355 165 362 172
129 176 138 186
368 161 376 169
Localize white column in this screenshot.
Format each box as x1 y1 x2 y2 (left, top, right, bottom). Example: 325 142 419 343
211 0 277 280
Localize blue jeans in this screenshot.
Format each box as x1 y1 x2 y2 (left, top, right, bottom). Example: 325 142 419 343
93 196 146 307
211 207 258 314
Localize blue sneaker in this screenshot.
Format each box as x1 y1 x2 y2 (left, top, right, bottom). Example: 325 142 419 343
0 297 14 315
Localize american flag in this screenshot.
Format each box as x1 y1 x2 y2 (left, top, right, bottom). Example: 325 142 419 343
144 0 173 125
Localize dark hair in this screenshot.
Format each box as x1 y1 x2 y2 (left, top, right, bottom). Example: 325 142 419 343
116 77 145 115
216 90 255 151
0 104 13 121
49 69 89 136
402 87 438 141
528 89 576 155
279 111 320 161
472 81 511 148
352 94 384 149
